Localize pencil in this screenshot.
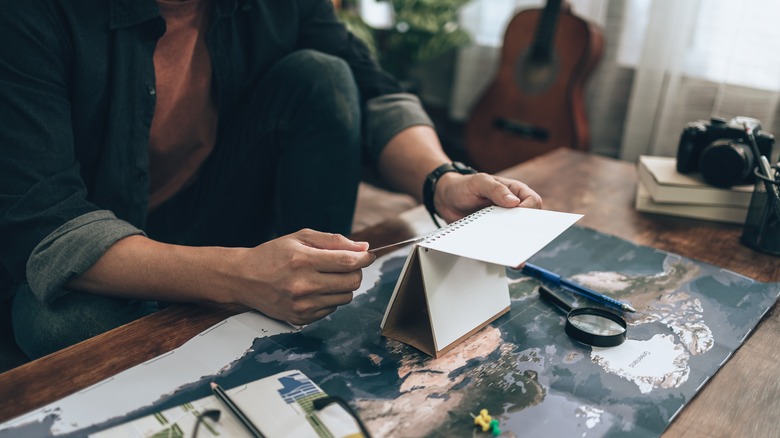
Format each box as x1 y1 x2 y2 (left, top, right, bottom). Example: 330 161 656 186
210 382 265 438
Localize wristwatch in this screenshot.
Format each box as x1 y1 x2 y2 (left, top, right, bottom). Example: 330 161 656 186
423 161 478 228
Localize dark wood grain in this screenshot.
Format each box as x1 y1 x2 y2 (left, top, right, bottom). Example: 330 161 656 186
1 149 777 437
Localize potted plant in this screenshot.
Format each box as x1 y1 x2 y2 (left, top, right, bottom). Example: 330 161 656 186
338 0 472 85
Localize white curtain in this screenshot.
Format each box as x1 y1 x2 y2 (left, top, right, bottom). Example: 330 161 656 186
620 0 780 162
451 0 780 163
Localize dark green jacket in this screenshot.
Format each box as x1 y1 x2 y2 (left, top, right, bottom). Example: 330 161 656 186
0 0 431 307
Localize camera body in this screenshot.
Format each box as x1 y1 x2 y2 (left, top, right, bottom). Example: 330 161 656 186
676 116 774 187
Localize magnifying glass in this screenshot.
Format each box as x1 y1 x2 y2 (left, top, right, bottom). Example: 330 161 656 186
538 285 627 347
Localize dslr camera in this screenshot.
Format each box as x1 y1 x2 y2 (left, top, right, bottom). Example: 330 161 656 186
676 116 774 187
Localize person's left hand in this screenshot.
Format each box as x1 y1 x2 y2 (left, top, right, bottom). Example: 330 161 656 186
433 172 543 224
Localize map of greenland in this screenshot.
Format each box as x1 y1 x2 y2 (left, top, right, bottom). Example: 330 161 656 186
592 334 690 394
564 257 713 394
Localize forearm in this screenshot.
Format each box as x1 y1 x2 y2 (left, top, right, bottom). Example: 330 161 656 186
63 230 377 327
376 125 450 202
65 235 242 305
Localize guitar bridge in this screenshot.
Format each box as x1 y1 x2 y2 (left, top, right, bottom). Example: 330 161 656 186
493 118 549 141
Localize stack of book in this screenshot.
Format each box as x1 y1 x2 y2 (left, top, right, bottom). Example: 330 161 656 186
635 155 754 224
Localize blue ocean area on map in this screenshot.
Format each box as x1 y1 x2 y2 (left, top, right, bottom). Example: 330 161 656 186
6 226 779 438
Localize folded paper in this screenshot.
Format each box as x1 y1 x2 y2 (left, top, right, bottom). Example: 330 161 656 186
380 206 583 357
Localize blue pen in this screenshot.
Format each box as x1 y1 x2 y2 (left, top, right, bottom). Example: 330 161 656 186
522 263 637 313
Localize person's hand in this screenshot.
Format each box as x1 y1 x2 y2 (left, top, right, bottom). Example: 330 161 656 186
433 172 542 224
228 229 376 325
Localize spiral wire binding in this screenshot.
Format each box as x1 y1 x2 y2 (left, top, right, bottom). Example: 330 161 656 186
422 206 494 245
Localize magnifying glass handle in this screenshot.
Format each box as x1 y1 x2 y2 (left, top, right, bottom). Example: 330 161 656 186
538 285 573 313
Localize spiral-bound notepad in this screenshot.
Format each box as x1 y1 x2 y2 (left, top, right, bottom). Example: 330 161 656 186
419 206 583 266
381 206 582 357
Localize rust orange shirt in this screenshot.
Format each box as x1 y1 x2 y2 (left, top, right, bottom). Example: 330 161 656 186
148 0 216 210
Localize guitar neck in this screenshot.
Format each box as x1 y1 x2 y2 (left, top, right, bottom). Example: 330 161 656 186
530 0 564 60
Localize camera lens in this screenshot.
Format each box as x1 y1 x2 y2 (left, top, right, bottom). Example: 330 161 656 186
698 140 754 187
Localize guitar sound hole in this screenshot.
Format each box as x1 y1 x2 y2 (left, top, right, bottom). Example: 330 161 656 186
515 49 560 95
493 118 549 141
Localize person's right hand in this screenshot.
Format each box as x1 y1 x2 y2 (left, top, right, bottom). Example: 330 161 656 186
227 229 376 325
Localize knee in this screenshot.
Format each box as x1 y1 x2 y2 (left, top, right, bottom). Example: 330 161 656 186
282 49 357 93
276 50 361 128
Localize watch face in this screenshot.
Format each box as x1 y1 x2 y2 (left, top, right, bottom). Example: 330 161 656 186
453 162 477 174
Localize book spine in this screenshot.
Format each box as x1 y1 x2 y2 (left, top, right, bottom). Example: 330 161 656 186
635 181 747 224
638 159 753 207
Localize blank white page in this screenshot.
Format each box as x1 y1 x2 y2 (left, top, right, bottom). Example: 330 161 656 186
419 206 582 267
419 248 509 353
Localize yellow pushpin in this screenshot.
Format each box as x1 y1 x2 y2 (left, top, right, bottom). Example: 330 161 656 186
474 408 492 432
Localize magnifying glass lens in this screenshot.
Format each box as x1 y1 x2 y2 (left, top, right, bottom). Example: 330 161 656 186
539 285 628 347
566 308 627 347
568 313 626 336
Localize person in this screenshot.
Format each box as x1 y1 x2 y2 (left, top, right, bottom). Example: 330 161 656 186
0 0 542 360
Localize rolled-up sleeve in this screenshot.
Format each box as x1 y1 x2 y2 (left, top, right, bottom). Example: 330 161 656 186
26 211 145 304
363 93 434 164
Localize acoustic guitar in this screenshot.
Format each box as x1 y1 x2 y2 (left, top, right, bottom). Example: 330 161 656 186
464 0 603 173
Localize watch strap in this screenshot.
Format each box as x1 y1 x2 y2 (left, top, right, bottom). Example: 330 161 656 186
423 162 478 228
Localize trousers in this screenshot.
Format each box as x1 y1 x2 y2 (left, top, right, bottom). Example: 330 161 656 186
12 50 363 359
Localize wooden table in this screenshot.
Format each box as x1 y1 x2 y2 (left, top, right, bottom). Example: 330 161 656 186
1 148 778 436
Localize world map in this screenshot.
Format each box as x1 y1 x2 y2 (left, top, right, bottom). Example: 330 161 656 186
138 226 776 438
4 226 778 438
